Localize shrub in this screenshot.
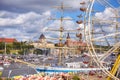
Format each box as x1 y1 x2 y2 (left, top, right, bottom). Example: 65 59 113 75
72 75 80 80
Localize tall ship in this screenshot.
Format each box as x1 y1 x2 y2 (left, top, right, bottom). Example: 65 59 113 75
1 1 120 80
28 1 120 79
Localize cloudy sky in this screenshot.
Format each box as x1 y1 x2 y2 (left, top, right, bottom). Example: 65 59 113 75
0 0 119 43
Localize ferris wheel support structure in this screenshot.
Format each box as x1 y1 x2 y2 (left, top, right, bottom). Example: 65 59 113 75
84 0 120 80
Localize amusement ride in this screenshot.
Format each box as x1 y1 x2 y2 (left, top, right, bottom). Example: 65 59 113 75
2 0 120 80
85 0 120 80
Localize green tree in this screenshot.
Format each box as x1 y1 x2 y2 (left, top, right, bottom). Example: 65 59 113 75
13 42 21 50
72 75 80 80
0 42 6 50
6 44 12 50
18 50 24 55
33 49 43 55
6 48 10 54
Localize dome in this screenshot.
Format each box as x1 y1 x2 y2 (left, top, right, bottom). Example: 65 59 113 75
39 34 46 39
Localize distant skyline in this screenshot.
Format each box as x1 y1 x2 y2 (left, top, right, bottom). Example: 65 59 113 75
0 0 119 43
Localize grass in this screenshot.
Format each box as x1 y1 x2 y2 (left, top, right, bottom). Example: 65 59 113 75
0 72 2 77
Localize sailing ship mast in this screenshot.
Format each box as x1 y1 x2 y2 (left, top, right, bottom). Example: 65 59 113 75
48 2 72 65
113 10 120 43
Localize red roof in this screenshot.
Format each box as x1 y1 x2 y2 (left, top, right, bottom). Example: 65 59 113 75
66 40 87 47
0 38 17 43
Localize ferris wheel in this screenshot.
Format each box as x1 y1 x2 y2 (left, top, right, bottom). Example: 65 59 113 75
84 0 120 80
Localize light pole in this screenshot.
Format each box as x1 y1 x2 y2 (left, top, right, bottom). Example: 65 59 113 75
4 42 6 55
8 70 12 78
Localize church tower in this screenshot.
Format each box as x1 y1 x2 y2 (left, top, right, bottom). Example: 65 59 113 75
39 33 46 43
66 33 71 47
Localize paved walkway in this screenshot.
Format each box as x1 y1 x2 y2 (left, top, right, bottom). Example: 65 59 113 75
1 62 37 78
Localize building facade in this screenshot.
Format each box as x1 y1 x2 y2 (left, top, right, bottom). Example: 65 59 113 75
0 38 17 43
32 34 55 48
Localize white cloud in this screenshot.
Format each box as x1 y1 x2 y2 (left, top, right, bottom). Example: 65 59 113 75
0 11 18 18
0 11 40 26
42 11 51 16
0 10 78 42
95 7 115 20
0 0 91 13
63 0 90 9
93 7 120 45
94 7 116 33
0 11 49 41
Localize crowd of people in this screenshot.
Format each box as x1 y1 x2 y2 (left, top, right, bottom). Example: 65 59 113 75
13 72 77 80
1 71 105 80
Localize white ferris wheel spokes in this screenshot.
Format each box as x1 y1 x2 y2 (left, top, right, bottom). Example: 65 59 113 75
85 0 120 80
